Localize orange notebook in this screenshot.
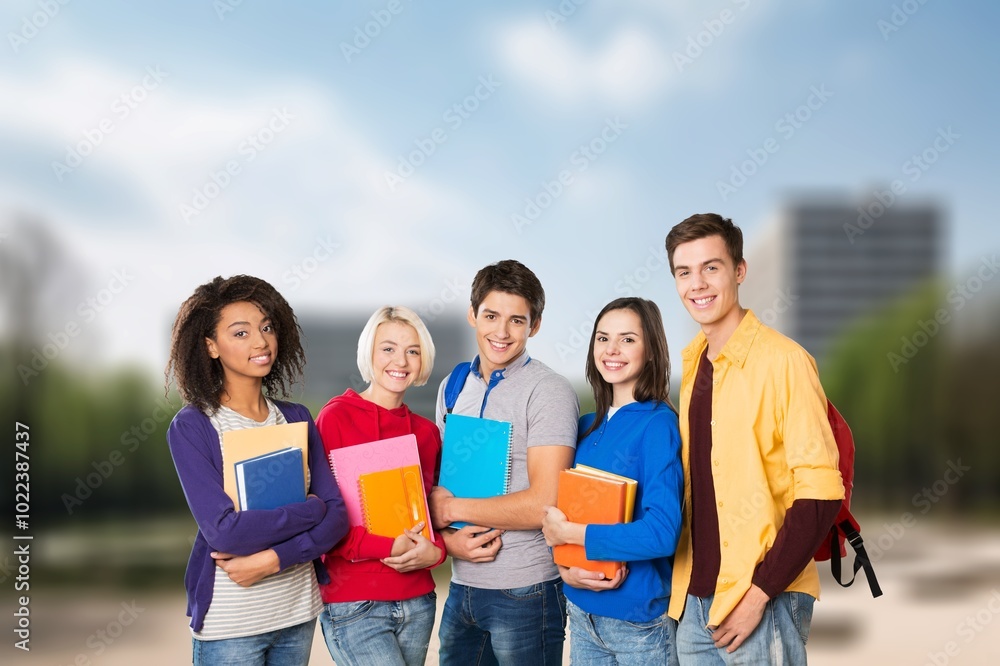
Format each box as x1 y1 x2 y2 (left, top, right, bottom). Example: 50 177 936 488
553 466 636 579
357 465 432 540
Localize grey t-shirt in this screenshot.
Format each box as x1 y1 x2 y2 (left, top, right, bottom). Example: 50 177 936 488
436 351 579 589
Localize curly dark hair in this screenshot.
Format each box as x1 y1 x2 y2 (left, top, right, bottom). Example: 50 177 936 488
165 275 305 413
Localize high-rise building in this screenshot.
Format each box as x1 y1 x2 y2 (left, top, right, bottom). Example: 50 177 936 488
742 196 942 363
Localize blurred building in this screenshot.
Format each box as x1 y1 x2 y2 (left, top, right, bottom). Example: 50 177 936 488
298 312 474 420
742 195 942 362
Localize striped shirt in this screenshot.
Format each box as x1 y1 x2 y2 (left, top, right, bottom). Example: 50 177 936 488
194 399 322 641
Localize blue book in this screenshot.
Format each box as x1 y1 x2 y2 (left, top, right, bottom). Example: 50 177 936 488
439 413 512 528
234 447 306 511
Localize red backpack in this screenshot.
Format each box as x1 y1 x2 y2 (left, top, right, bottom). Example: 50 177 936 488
813 400 883 597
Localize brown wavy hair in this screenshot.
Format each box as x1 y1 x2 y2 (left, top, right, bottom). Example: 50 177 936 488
165 275 305 413
581 297 675 439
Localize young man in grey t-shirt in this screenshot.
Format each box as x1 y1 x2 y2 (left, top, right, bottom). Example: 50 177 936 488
429 259 579 666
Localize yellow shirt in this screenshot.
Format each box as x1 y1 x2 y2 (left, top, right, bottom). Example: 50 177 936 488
667 310 844 626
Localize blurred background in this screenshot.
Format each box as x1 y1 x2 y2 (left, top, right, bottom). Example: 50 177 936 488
2 1 999 664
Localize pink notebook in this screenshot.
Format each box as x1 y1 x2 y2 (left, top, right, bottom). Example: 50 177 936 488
328 434 433 540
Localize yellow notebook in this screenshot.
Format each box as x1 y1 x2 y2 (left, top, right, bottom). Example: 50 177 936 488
573 464 637 522
357 465 432 540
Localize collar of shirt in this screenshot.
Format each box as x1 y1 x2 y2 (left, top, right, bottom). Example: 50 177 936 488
681 309 762 369
469 348 532 382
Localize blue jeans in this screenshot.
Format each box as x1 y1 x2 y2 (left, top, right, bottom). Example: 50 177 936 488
568 600 674 665
675 592 814 665
319 592 437 666
192 617 315 665
438 579 567 666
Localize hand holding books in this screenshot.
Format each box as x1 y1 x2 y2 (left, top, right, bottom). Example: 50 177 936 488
541 464 638 588
380 521 441 573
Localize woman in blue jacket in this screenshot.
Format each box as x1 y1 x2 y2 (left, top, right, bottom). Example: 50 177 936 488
542 296 683 665
166 274 348 665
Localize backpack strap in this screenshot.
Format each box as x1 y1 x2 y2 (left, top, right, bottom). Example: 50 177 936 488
829 519 884 598
443 362 473 419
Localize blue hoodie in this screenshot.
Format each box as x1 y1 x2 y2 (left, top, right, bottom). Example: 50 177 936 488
565 400 683 622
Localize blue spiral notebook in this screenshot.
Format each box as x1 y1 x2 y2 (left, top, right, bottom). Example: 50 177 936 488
234 446 306 511
439 413 512 528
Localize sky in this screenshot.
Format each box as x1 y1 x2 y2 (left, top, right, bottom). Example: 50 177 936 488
2 0 998 384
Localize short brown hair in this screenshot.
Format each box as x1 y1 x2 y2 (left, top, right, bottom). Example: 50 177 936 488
665 213 744 273
470 259 545 325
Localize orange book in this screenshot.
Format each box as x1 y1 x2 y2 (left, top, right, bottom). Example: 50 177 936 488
553 466 636 579
357 465 432 540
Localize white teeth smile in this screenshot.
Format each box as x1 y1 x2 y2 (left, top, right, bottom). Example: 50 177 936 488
489 340 510 350
694 297 715 305
604 361 625 370
250 354 270 362
387 371 407 378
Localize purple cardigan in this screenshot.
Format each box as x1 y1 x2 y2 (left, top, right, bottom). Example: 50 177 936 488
167 400 347 632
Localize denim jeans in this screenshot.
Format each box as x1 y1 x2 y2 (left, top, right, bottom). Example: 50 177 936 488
192 617 315 665
319 592 437 666
675 592 814 665
438 579 567 666
567 599 674 665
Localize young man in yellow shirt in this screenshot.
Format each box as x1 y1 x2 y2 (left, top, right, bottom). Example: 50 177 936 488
665 213 845 664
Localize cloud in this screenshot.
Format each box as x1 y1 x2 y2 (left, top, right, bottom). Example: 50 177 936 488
496 19 671 109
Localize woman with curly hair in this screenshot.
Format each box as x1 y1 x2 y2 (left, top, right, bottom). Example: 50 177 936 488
166 274 347 665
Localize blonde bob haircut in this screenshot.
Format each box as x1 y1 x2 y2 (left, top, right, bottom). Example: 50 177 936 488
356 305 435 387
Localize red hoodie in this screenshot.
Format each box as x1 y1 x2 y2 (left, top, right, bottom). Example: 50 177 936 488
315 389 446 603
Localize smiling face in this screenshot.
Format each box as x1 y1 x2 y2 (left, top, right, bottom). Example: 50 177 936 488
672 234 747 342
467 290 539 377
367 321 422 407
205 301 277 388
593 308 646 405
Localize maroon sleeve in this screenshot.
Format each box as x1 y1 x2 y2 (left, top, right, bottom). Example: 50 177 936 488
752 499 841 599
